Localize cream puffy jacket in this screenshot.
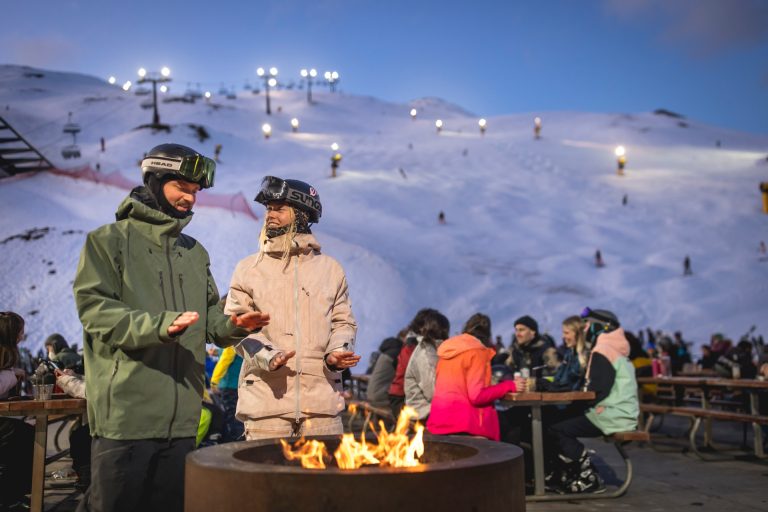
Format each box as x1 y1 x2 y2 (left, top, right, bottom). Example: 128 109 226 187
225 233 356 422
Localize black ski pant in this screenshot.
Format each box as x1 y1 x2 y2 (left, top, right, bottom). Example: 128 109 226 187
77 436 194 512
547 413 602 461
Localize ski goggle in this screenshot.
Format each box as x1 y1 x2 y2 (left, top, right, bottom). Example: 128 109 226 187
256 176 290 202
141 154 216 189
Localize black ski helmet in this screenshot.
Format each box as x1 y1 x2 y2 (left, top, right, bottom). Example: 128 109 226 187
140 143 216 189
580 307 620 343
255 176 322 223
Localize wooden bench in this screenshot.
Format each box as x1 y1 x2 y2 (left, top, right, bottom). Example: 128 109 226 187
640 402 768 459
345 399 395 431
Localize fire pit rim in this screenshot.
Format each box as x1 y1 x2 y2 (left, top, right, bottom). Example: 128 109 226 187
188 434 523 475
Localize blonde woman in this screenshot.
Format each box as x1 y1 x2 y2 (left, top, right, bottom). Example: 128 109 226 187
226 176 359 440
546 316 588 391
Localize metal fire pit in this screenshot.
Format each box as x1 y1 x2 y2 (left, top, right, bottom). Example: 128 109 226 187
185 434 525 512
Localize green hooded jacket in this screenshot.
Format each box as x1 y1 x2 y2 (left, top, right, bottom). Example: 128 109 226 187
73 191 250 440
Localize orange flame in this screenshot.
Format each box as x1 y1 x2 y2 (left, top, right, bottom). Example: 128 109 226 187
280 437 330 469
283 405 425 470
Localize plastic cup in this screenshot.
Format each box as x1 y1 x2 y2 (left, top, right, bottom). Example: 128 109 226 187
33 383 54 401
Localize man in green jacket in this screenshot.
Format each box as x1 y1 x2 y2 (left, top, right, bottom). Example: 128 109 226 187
73 143 269 512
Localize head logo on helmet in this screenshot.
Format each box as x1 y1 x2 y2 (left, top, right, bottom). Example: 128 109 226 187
140 143 216 189
255 176 322 223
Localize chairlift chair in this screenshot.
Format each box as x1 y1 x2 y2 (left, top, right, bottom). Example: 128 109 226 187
62 112 81 135
61 144 81 159
134 86 151 96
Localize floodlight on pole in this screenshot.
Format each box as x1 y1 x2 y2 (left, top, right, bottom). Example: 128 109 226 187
478 118 487 135
615 146 627 175
324 70 340 92
410 108 417 120
136 66 172 127
300 68 318 103
262 123 272 139
122 81 132 91
257 66 278 115
291 118 299 132
435 119 443 133
108 76 116 85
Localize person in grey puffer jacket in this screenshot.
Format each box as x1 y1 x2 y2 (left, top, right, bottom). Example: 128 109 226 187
404 309 450 420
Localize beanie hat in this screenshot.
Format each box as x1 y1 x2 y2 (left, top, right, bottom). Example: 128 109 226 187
514 315 538 334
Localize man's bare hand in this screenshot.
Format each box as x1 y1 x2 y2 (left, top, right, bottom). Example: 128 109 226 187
326 351 361 370
168 311 200 336
269 350 296 371
231 312 271 331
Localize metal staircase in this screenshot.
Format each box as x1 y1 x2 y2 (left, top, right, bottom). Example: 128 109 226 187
0 116 54 177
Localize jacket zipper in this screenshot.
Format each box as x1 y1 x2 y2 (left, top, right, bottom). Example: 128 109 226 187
178 273 188 310
166 237 179 439
159 271 168 309
105 360 119 420
294 256 302 426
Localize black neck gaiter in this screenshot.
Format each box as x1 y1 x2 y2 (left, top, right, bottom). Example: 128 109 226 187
143 173 192 219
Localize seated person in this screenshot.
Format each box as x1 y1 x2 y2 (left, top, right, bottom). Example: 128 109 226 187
0 311 34 509
493 315 558 377
545 308 638 494
539 316 589 392
405 310 450 421
45 333 82 371
366 334 404 409
427 313 526 441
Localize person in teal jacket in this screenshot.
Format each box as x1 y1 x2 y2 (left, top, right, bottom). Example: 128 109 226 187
73 143 269 512
545 308 638 494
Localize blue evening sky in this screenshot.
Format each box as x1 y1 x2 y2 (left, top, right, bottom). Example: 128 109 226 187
2 0 767 133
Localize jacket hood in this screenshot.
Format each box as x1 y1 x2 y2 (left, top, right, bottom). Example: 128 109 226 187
379 337 403 359
438 333 495 361
115 188 192 239
45 333 68 353
591 327 630 365
262 233 321 256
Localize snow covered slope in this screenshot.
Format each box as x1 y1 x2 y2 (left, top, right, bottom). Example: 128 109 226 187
1 65 766 362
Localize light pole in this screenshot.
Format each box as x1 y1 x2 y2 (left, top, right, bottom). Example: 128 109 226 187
136 66 171 127
257 67 278 115
410 108 417 121
262 123 272 139
435 119 443 134
615 146 626 176
291 118 300 133
300 68 318 103
324 70 339 92
330 142 342 178
478 118 487 136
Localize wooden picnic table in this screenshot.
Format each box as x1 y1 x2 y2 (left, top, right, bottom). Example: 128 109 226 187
349 373 370 399
0 395 87 512
638 376 768 457
501 390 596 498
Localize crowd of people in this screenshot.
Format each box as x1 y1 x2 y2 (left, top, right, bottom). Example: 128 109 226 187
364 307 641 494
2 141 767 509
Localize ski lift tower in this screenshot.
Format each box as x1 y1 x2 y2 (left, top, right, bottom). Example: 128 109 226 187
61 112 81 159
137 67 172 127
256 67 278 115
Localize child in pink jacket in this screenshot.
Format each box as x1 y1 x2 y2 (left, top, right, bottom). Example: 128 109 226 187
427 314 526 441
